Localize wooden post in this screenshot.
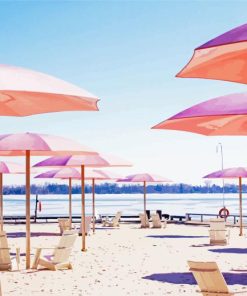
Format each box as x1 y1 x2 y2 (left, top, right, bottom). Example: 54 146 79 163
69 177 72 227
26 150 31 269
144 181 147 227
0 173 3 231
92 178 95 234
239 177 243 236
34 194 38 223
81 165 86 251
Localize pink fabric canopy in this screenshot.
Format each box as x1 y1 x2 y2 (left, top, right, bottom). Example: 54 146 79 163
33 154 132 167
0 161 24 174
152 93 247 136
204 167 247 179
176 23 247 84
117 173 171 183
0 64 99 116
0 132 97 156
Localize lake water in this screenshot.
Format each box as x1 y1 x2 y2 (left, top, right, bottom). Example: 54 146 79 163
2 193 245 218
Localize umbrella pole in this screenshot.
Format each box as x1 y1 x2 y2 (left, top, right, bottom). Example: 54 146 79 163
239 177 243 236
0 173 3 231
69 178 72 228
81 164 86 251
92 178 95 234
26 150 31 269
144 181 147 227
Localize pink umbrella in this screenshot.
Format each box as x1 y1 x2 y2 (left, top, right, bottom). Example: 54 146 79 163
152 93 247 135
117 173 172 227
204 167 247 236
33 154 131 251
0 161 24 231
35 168 104 228
0 64 99 116
176 23 247 84
0 132 97 269
71 169 122 233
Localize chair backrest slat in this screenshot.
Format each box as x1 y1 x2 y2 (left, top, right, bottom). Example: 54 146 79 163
139 213 149 227
53 232 77 263
188 261 229 294
151 214 162 228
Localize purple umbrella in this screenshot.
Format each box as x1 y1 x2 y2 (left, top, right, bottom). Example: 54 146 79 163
204 167 247 236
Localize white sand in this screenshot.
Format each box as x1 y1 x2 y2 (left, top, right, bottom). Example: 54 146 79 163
1 222 247 295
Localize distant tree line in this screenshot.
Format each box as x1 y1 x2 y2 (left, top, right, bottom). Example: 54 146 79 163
1 182 243 195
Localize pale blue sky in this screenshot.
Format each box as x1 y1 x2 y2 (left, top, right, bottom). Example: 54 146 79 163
1 1 247 185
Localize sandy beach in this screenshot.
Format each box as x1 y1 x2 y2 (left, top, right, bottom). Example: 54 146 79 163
0 222 246 295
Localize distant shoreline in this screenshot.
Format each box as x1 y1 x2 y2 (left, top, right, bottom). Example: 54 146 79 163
2 182 243 194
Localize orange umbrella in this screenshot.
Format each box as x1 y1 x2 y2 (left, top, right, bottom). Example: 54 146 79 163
0 64 99 115
0 132 97 269
177 23 247 84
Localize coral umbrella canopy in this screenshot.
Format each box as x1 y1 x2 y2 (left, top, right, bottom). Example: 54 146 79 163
152 93 247 136
177 23 247 84
0 64 99 116
204 167 247 236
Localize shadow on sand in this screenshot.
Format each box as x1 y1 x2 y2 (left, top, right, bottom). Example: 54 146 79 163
146 235 208 239
209 248 247 254
143 272 247 285
7 232 60 238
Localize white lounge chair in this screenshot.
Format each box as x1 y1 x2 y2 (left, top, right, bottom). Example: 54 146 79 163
102 212 122 227
0 231 20 271
188 260 237 296
58 218 71 235
151 213 167 228
79 216 92 235
31 230 77 271
209 218 229 245
139 213 149 228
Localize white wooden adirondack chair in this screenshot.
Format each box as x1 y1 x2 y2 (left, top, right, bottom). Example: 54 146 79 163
151 213 167 228
58 218 71 235
139 213 150 228
102 212 122 227
32 230 77 271
79 216 92 235
188 261 238 296
209 218 229 245
0 231 20 271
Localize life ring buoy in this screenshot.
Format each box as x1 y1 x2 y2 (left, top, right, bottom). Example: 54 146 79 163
38 201 42 212
219 207 229 218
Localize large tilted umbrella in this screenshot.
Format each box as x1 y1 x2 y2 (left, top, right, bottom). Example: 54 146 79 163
176 23 247 84
0 132 97 269
0 161 24 230
0 64 99 115
33 154 131 251
152 93 247 135
204 167 247 236
117 173 171 227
